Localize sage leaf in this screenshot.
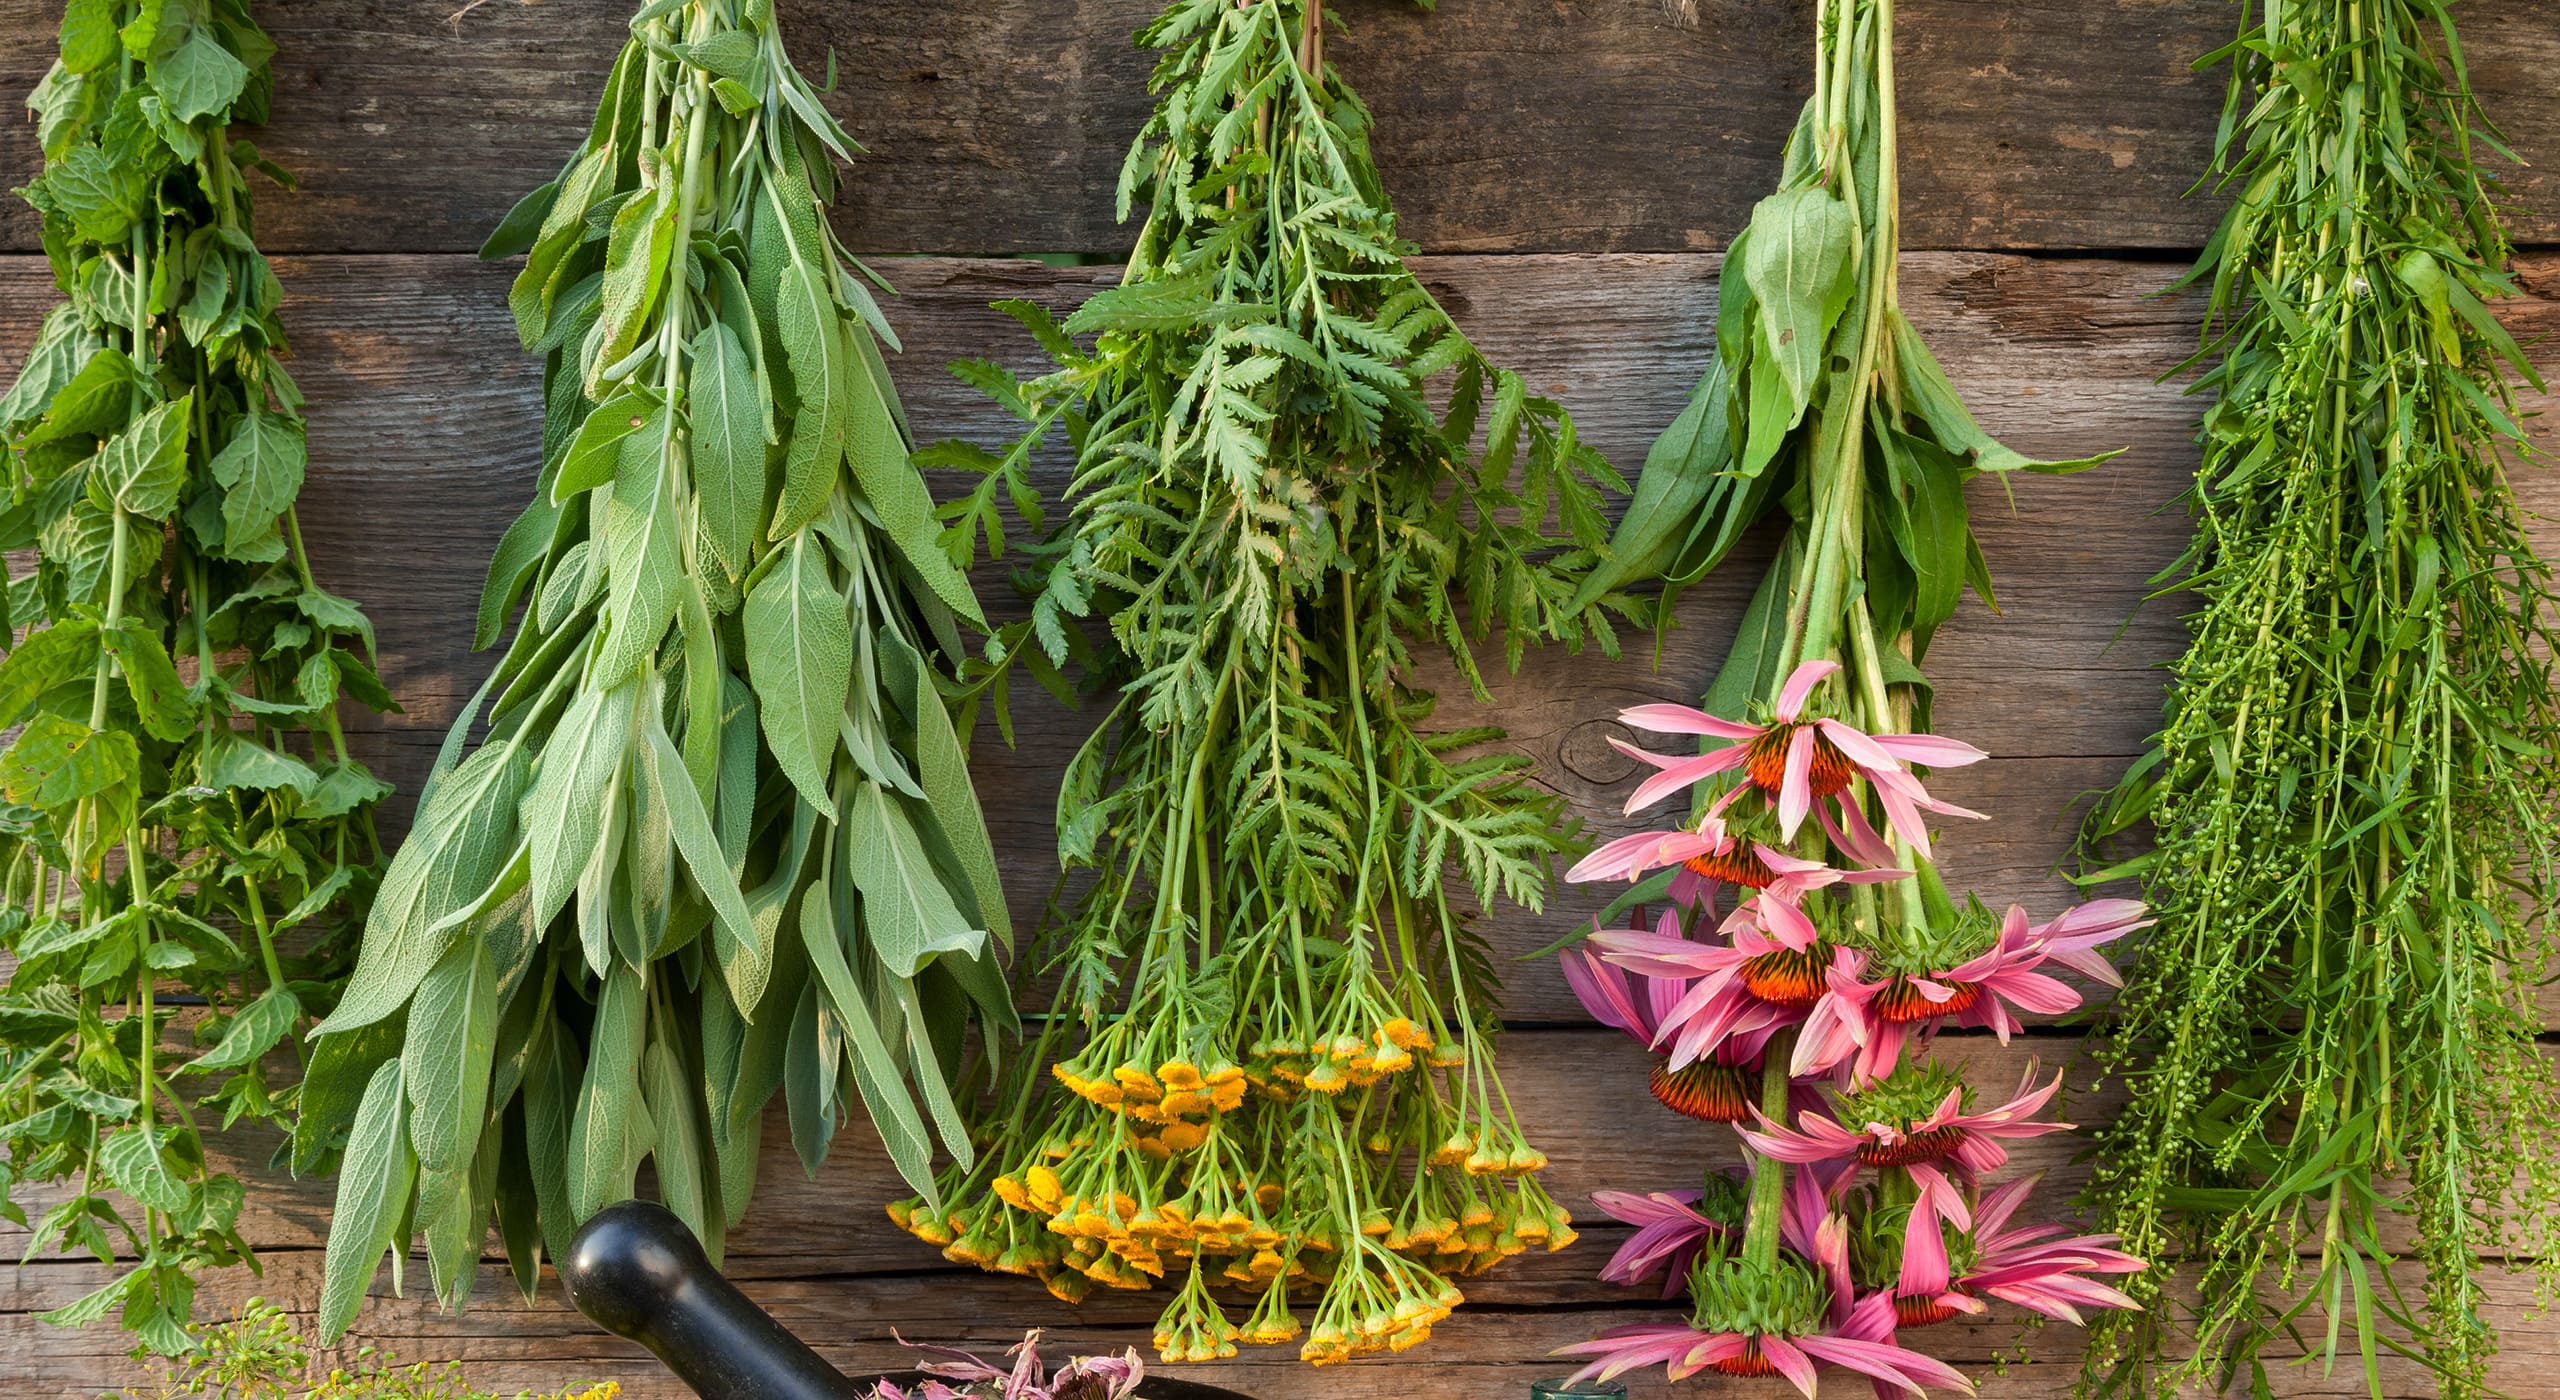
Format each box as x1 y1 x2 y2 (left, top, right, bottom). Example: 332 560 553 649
402 938 497 1175
690 320 766 579
593 412 683 687
744 531 849 811
843 780 986 978
522 680 635 932
316 1060 417 1344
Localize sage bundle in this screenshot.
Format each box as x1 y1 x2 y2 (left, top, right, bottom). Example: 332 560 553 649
896 0 1631 1364
301 0 1014 1341
1553 0 2134 1388
2078 5 2560 1394
0 0 393 1349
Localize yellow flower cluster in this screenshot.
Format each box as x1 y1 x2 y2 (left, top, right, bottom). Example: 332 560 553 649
899 1009 1572 1365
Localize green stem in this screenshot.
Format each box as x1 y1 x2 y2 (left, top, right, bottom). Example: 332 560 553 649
1740 1028 1798 1272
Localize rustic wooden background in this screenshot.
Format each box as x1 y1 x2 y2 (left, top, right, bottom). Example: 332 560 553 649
1 1 2558 1396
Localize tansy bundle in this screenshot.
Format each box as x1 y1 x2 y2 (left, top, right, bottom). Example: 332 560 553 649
895 0 1640 1364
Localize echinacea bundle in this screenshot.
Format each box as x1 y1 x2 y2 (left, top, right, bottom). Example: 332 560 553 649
1556 0 2144 1389
897 0 1639 1365
1558 667 2145 1392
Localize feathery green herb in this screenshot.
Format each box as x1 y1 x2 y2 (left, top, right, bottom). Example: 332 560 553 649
0 0 393 1351
895 0 1630 1364
2077 5 2560 1396
299 0 1015 1342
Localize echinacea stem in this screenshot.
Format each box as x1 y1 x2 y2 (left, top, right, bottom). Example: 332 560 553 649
1741 1028 1798 1272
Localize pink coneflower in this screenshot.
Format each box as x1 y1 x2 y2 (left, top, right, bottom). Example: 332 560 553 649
1746 1064 2068 1174
1588 1169 1827 1299
1607 660 1988 857
1562 939 1776 1122
1588 901 1864 1072
1892 1176 2145 1329
1558 1216 1973 1397
1742 1064 2071 1240
1799 901 2149 1084
1589 1187 1732 1298
1569 816 1910 907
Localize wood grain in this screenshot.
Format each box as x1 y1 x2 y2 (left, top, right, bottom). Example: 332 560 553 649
0 2 2552 257
6 1036 2554 1400
7 247 2519 1022
1 244 2558 1395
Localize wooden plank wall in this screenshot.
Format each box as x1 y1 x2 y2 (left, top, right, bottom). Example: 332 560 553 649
1 2 2557 1396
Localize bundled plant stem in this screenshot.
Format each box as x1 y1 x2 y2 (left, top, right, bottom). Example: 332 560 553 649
1554 0 2138 1387
0 0 393 1349
2077 5 2560 1395
897 0 1634 1364
301 0 1014 1341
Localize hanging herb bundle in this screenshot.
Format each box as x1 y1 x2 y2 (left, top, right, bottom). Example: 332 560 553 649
2076 5 2560 1395
299 0 1015 1343
1550 0 2140 1387
0 0 393 1351
895 0 1631 1364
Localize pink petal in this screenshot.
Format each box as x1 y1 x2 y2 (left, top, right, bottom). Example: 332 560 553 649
1973 1175 2037 1241
1793 996 1868 1076
1874 784 1937 861
1815 718 1911 779
1566 828 1718 884
1560 949 1648 1038
1619 703 1763 739
1753 892 1823 950
1794 1335 1973 1396
1775 659 1842 721
2042 942 2126 987
1983 969 2082 1016
1898 1191 1953 1296
1867 731 1990 769
1778 727 1817 837
1612 740 1751 814
1589 926 1739 975
1820 797 1902 868
1589 1188 1707 1229
1756 1334 1821 1399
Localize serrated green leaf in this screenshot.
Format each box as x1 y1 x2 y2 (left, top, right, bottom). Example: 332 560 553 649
93 394 192 519
1 712 137 810
99 1125 191 1214
188 985 302 1073
206 410 304 555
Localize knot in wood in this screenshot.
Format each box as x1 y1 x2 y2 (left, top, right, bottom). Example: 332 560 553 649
1559 718 1638 787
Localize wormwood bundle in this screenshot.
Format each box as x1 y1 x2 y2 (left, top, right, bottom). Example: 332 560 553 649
895 0 1633 1364
301 0 1014 1341
2078 5 2560 1396
0 0 392 1348
1554 0 2133 1388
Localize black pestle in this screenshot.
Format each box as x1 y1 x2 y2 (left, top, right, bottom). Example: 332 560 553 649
562 1200 862 1400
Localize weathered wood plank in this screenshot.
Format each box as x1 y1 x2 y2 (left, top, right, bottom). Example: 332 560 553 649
4 249 2557 1023
0 2 2553 256
8 1222 2558 1398
4 1036 2553 1400
10 248 2516 1022
0 248 2555 1395
0 1032 2105 1269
